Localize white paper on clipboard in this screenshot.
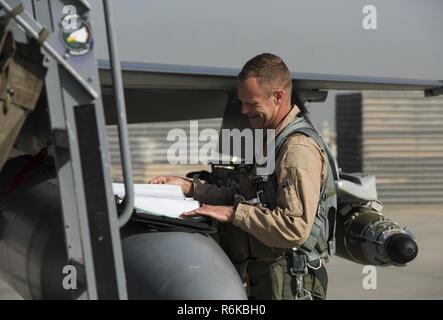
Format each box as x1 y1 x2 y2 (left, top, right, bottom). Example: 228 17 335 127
112 183 200 218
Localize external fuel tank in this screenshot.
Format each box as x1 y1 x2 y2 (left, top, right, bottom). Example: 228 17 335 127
0 155 246 299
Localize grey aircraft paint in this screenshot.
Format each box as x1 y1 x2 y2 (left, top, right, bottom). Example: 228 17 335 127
91 0 443 82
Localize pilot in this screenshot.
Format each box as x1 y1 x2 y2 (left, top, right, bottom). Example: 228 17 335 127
150 53 335 300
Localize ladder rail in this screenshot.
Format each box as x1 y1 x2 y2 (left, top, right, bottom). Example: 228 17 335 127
102 0 134 228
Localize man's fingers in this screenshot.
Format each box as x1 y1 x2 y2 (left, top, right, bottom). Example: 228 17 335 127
148 177 158 183
181 210 197 217
148 176 166 184
190 205 211 215
181 207 213 218
180 210 201 219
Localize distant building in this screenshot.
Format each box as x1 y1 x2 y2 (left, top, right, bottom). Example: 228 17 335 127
336 91 443 204
320 120 337 157
107 118 222 182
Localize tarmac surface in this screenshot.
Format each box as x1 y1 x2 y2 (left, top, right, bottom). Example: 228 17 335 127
327 204 443 299
1 204 442 300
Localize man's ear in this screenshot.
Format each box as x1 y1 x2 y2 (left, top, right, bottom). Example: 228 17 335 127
274 90 283 104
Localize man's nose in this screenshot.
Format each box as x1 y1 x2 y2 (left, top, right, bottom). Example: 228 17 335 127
241 102 249 114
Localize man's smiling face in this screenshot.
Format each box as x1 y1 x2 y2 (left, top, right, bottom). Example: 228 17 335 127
238 77 279 129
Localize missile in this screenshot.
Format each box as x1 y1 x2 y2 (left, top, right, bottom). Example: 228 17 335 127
334 173 418 266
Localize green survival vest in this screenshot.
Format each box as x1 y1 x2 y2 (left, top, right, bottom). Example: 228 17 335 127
272 113 338 264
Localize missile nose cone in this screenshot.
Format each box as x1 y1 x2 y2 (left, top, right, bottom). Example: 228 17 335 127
385 233 418 264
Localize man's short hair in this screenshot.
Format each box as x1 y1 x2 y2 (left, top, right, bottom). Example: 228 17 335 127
238 53 292 96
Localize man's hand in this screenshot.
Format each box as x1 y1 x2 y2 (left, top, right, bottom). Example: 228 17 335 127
181 204 235 223
148 176 193 197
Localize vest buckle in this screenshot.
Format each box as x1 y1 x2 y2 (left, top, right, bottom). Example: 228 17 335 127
290 249 308 276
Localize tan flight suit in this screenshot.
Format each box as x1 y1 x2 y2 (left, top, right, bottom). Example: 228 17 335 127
191 105 328 299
